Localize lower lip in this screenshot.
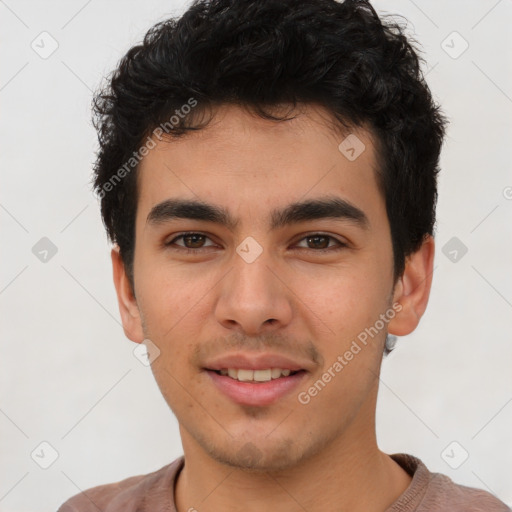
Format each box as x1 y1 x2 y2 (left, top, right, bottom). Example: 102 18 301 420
206 370 307 407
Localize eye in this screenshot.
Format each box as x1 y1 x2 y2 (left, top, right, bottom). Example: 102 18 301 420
295 233 347 252
165 232 217 251
164 232 348 253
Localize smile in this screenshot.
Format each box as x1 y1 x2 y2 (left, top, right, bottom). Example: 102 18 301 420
214 368 298 382
206 369 307 406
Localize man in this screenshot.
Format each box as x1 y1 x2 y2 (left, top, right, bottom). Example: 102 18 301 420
59 0 510 510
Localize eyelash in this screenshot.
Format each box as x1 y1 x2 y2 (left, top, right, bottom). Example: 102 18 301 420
165 232 348 254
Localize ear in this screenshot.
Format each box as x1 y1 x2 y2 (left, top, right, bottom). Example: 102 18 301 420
111 245 145 343
387 235 435 336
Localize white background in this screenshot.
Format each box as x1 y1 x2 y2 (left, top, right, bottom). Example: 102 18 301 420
1 0 511 510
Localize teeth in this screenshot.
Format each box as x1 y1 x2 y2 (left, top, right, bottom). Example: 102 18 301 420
254 369 271 382
237 369 254 382
218 368 296 382
271 368 282 379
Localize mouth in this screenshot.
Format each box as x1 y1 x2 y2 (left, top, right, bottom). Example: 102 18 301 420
211 368 303 382
205 368 308 406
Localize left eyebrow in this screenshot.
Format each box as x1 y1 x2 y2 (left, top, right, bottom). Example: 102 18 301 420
270 196 369 231
146 196 369 231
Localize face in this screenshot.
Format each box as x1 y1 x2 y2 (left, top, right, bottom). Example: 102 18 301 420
122 104 405 471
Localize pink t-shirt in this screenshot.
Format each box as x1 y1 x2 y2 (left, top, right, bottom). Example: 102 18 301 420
58 453 510 511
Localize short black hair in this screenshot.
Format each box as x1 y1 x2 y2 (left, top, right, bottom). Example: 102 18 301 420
92 0 447 287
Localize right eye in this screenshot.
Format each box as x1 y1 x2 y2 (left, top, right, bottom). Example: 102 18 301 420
165 232 218 252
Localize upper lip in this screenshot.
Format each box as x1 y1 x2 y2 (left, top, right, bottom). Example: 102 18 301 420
204 352 312 372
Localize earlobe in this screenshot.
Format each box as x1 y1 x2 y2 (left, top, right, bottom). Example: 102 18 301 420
387 235 435 337
111 246 145 343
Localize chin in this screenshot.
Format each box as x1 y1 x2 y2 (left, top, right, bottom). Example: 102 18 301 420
201 436 320 473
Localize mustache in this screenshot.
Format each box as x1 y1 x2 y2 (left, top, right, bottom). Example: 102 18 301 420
190 332 323 367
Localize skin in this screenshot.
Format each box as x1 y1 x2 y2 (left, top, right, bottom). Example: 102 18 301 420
112 103 435 512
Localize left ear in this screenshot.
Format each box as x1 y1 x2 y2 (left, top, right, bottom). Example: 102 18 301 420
387 235 435 336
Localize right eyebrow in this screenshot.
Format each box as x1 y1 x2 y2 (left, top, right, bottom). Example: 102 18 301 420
146 199 239 231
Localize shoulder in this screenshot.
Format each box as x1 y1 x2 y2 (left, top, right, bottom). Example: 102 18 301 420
57 456 184 512
390 453 510 512
426 472 510 511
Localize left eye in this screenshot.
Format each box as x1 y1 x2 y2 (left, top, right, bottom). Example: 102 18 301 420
166 232 345 251
295 234 345 250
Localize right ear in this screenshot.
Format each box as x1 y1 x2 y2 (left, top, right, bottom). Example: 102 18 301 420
111 245 145 343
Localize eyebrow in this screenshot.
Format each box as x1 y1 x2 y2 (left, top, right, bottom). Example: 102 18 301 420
146 196 369 231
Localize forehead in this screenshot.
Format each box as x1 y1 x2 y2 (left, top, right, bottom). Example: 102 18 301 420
136 103 384 230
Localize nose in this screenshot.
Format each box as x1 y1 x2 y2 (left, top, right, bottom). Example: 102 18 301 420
214 251 293 336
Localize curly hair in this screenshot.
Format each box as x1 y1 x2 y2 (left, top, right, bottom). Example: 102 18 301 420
92 0 447 287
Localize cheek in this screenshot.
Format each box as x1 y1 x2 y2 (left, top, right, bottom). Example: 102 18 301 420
135 262 209 355
289 264 386 333
136 259 199 322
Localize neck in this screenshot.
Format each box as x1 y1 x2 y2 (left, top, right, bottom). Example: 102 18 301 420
174 400 412 512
